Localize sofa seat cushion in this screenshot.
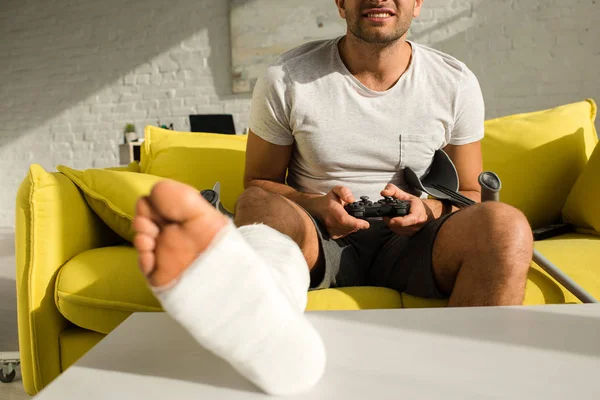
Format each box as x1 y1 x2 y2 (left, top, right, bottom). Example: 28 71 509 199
528 233 600 304
56 234 600 335
306 287 403 310
56 246 162 335
55 245 406 334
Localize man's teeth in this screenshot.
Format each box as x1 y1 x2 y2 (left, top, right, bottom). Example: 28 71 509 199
367 13 391 18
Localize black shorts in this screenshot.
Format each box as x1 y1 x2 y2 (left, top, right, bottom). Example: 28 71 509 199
306 211 460 299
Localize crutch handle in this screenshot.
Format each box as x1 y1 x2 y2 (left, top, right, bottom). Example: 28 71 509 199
478 171 502 202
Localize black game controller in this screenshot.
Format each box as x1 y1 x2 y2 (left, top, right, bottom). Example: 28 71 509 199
344 196 411 219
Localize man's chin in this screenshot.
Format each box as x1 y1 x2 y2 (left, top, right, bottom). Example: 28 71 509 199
358 33 403 45
351 27 406 45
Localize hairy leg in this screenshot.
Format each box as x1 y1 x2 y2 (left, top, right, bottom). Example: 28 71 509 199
431 202 533 306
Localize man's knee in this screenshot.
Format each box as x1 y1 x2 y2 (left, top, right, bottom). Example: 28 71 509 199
470 202 533 269
236 186 271 213
473 202 532 242
234 187 276 227
234 187 298 229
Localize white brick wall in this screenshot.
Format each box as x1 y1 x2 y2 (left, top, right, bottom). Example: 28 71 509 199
0 0 598 227
411 0 600 121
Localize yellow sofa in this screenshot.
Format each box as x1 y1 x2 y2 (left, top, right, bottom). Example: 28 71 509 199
16 99 600 395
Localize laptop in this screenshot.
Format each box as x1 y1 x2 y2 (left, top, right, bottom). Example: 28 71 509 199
189 114 236 135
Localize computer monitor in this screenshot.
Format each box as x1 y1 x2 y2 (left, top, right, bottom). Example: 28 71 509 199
189 114 236 135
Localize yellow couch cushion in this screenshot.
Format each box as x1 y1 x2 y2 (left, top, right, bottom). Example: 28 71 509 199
306 287 402 310
55 233 600 336
55 246 162 335
57 166 167 242
562 141 600 235
529 233 600 304
141 126 248 213
54 243 405 333
482 99 598 229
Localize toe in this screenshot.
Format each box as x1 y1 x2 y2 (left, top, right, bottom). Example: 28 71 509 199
133 214 160 238
136 195 167 226
138 250 156 277
133 232 156 252
150 224 199 286
134 232 157 277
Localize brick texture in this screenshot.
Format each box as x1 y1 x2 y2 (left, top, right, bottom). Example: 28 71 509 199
0 0 598 227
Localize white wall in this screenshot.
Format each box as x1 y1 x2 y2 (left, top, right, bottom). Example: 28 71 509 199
413 0 600 120
0 0 598 227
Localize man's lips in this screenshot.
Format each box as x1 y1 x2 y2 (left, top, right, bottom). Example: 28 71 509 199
362 8 396 19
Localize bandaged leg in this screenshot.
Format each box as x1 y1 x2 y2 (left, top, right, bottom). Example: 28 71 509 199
151 222 326 396
237 223 310 312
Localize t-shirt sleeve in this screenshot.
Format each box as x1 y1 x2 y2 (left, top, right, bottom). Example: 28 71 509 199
449 66 485 146
248 62 295 146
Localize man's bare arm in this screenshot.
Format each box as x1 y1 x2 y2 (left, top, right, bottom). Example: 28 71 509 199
243 130 322 213
422 141 483 219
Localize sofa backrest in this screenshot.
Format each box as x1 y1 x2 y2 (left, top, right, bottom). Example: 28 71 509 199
140 99 598 229
481 99 597 229
141 126 247 214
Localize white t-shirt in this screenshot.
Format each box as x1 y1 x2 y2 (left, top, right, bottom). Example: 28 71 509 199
249 36 485 200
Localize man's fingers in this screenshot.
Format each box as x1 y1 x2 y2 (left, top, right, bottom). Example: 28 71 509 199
389 215 415 228
356 218 370 230
389 213 426 228
331 186 355 204
331 206 370 230
380 183 413 200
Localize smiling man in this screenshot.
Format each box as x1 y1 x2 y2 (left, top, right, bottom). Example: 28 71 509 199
237 0 534 306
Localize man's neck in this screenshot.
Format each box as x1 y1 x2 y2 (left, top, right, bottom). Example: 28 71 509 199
338 33 412 92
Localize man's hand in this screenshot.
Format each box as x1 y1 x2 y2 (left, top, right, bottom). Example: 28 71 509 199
380 183 434 236
307 186 370 239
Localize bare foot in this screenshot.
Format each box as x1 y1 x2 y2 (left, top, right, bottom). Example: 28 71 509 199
132 180 229 287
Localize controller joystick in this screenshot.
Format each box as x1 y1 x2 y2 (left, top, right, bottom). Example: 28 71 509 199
344 195 411 219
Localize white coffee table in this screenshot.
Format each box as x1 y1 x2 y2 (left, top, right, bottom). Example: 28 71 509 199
34 304 600 399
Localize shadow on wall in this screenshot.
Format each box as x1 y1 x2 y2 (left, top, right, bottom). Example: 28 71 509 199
0 0 242 150
410 0 599 129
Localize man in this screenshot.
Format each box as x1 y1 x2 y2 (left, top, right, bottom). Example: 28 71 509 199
235 0 533 306
132 0 533 395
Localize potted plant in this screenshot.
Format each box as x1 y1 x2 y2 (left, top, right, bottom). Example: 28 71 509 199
124 123 137 143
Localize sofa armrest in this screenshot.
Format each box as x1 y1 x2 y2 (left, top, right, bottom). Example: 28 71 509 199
15 164 120 395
